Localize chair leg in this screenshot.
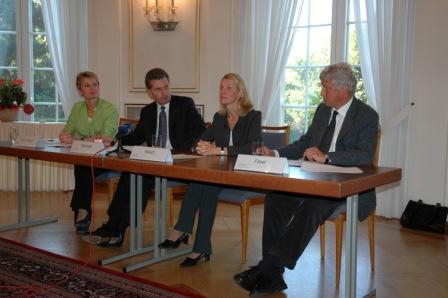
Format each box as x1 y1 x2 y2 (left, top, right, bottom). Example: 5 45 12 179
368 212 375 272
319 223 325 260
240 201 250 264
334 215 344 288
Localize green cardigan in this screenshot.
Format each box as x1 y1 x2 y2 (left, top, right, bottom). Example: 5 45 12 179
63 98 118 138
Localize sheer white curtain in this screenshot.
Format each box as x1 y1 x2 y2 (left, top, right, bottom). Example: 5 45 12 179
41 0 88 116
233 0 304 124
354 0 416 218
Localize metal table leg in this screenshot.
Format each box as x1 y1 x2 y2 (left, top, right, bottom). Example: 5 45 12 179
0 158 58 232
123 176 191 272
99 173 153 265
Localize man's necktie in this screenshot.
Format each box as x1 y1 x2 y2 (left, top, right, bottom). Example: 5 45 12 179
158 106 167 148
318 110 338 154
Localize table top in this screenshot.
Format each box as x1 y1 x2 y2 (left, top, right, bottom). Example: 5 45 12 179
0 142 402 199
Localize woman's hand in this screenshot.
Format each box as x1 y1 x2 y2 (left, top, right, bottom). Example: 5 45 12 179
59 132 73 144
196 140 220 156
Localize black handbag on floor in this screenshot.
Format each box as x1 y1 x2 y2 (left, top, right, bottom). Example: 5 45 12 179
400 200 448 233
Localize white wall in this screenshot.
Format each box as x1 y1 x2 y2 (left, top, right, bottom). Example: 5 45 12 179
407 0 448 207
88 1 448 214
88 0 234 122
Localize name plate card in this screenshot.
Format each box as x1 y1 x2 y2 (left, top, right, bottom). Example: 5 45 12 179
14 136 41 148
130 146 173 163
70 140 104 155
234 154 289 175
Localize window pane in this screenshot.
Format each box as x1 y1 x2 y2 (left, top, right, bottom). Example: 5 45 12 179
34 104 56 122
33 69 55 103
346 24 360 65
352 66 367 103
58 105 65 121
297 0 309 27
307 67 324 106
284 107 306 137
287 28 308 66
309 0 333 25
32 0 45 33
33 34 51 67
308 26 331 65
0 33 17 67
0 0 16 31
0 68 17 79
285 68 306 106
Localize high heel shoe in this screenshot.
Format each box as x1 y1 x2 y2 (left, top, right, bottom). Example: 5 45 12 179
74 209 91 235
179 253 210 267
158 233 189 249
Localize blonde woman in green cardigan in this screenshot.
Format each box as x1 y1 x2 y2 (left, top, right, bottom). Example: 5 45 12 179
59 71 118 234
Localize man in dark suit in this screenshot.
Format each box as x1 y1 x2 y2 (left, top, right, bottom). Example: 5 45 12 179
90 68 206 247
234 62 379 295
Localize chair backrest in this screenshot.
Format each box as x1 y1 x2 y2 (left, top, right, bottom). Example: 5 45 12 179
372 128 381 166
261 125 290 149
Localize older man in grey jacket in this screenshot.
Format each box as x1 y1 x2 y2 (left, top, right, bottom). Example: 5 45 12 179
234 62 379 295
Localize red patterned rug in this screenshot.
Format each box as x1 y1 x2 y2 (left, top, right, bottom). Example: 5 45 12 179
0 237 204 297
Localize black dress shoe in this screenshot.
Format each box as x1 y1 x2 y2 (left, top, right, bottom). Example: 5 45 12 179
179 253 210 267
249 274 287 296
233 265 264 291
158 233 189 249
74 210 91 234
96 232 124 248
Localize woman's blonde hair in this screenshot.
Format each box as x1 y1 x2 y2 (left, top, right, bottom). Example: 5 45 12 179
76 71 99 90
218 73 253 116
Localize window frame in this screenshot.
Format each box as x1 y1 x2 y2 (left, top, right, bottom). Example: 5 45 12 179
281 0 356 137
8 0 62 122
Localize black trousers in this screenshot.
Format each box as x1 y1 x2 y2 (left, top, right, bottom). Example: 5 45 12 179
262 192 344 270
174 183 221 254
70 165 108 212
106 172 155 231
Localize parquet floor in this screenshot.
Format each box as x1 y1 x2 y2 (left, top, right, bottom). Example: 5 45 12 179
0 191 447 298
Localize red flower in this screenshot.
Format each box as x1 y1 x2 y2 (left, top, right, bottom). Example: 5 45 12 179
12 79 24 86
23 103 34 115
0 79 4 86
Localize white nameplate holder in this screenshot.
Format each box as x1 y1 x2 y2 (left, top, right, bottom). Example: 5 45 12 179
70 140 105 155
129 146 173 163
14 136 41 148
234 154 289 175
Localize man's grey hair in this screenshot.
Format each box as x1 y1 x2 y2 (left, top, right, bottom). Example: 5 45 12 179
320 62 357 96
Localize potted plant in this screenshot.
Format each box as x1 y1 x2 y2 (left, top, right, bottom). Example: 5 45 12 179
0 78 34 122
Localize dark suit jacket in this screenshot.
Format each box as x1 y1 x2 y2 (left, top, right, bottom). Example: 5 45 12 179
122 95 206 151
198 110 261 156
278 98 379 220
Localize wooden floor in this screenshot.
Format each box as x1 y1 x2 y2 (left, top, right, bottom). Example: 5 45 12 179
0 191 447 298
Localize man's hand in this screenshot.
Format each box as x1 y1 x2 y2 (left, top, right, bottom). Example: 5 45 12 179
258 145 275 156
303 147 326 163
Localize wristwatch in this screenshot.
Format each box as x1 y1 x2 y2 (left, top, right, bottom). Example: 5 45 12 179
219 146 225 156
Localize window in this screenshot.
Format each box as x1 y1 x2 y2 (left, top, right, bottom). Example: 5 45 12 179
0 0 64 122
282 0 366 140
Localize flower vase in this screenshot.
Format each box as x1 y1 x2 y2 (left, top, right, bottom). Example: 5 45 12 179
0 108 18 122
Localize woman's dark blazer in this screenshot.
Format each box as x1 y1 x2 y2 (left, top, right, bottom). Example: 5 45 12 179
198 109 261 156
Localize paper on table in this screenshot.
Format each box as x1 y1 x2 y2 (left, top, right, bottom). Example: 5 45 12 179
288 158 303 167
301 160 363 174
43 139 71 147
